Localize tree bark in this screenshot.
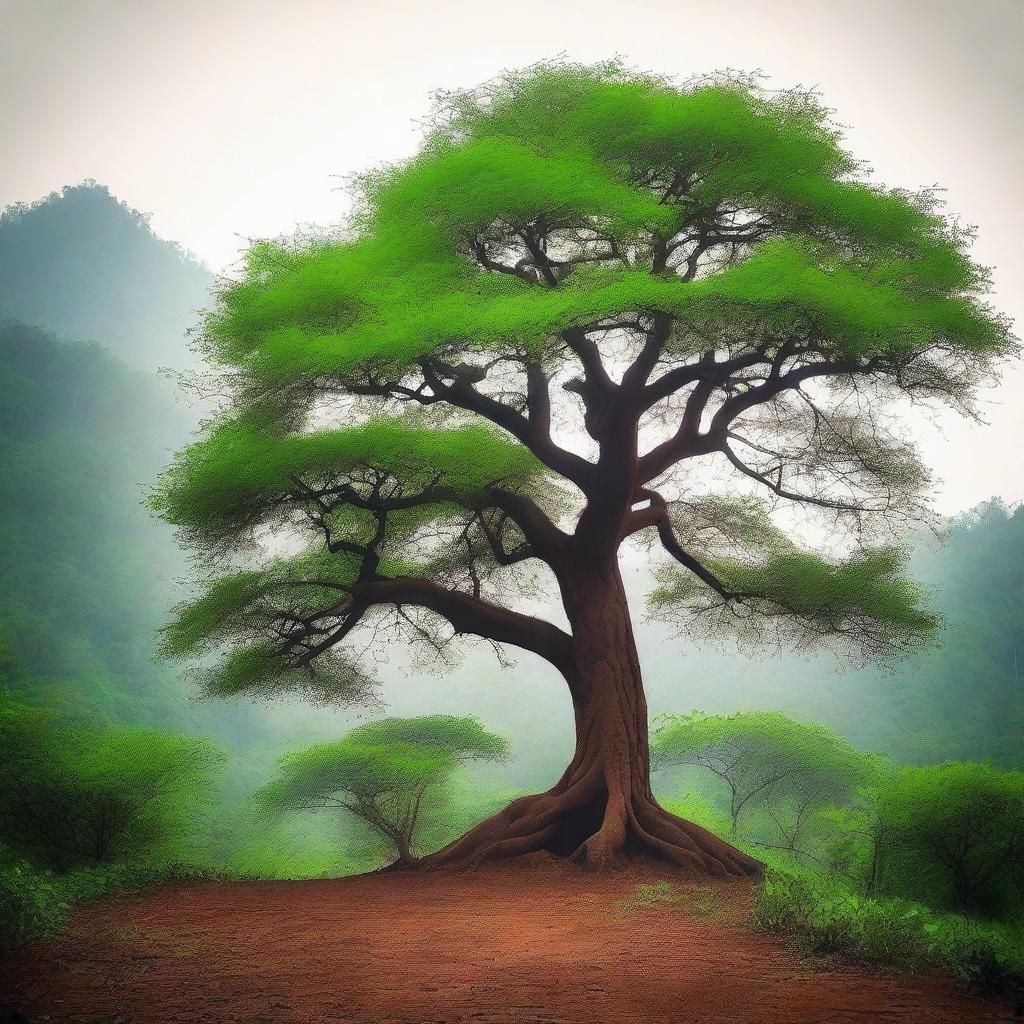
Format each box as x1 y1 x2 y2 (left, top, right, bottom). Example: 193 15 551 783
394 831 418 868
419 557 762 877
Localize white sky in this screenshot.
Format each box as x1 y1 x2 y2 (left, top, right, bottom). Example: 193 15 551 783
2 0 1022 515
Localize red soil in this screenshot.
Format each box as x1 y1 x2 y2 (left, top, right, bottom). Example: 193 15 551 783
0 856 1015 1023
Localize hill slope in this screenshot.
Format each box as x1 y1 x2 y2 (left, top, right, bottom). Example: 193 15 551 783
0 182 213 371
0 321 198 723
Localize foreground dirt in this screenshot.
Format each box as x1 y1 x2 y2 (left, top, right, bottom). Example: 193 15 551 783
0 857 1015 1024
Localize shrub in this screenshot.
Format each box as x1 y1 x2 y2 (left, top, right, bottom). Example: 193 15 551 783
0 696 226 871
873 762 1024 918
0 851 262 953
0 852 69 951
753 866 1024 996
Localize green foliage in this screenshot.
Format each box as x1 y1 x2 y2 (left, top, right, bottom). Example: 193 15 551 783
154 417 542 551
753 866 1024 996
0 851 262 953
659 792 737 841
873 763 1024 917
0 848 69 952
261 739 451 811
204 65 1003 388
650 545 937 658
0 693 226 871
55 860 262 904
652 710 876 837
641 501 1024 773
344 714 510 761
258 715 507 865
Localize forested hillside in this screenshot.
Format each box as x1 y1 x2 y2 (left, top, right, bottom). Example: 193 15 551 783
0 184 217 726
872 503 1023 765
0 321 198 723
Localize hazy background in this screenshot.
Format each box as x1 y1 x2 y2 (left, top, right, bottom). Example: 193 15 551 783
0 1 1021 856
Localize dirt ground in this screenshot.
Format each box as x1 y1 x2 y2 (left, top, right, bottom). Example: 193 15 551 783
0 855 1016 1024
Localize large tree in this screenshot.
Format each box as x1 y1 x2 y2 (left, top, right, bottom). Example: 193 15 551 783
155 62 1011 874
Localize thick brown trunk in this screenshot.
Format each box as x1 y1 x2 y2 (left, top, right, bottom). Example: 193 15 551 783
420 558 761 877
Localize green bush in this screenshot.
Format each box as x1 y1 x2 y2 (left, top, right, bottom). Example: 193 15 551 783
873 762 1024 918
0 851 69 951
753 866 1024 996
58 860 263 905
0 695 226 871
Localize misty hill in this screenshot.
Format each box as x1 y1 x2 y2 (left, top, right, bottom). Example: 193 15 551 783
0 183 213 371
0 321 195 722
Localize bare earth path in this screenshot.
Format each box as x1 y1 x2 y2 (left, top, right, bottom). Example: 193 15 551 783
1 858 1015 1023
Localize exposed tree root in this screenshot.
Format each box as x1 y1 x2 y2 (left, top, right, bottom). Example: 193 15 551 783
414 775 763 877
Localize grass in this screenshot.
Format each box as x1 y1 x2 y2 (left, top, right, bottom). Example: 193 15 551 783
620 881 732 921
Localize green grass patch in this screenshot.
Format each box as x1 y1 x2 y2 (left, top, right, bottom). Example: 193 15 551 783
0 854 264 952
621 881 730 920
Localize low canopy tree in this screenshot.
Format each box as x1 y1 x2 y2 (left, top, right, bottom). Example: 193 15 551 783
155 61 1012 873
651 711 873 841
873 763 1024 917
257 715 507 866
0 692 225 870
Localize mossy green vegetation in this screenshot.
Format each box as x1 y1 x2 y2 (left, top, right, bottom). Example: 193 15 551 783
752 867 1024 997
0 690 226 872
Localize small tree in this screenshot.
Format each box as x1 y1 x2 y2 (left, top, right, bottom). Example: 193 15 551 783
258 715 507 867
874 763 1024 917
0 695 225 870
155 60 1012 872
652 711 872 847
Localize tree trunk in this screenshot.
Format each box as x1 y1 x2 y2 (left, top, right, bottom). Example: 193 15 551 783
394 831 418 868
420 558 761 877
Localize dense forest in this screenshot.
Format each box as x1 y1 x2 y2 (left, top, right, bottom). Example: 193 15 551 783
0 321 192 724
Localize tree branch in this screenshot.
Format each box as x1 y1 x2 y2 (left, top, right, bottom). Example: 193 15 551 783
353 577 576 673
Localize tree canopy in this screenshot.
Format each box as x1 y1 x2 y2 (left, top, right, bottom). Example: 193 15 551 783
258 715 507 865
156 62 1011 705
652 710 873 835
